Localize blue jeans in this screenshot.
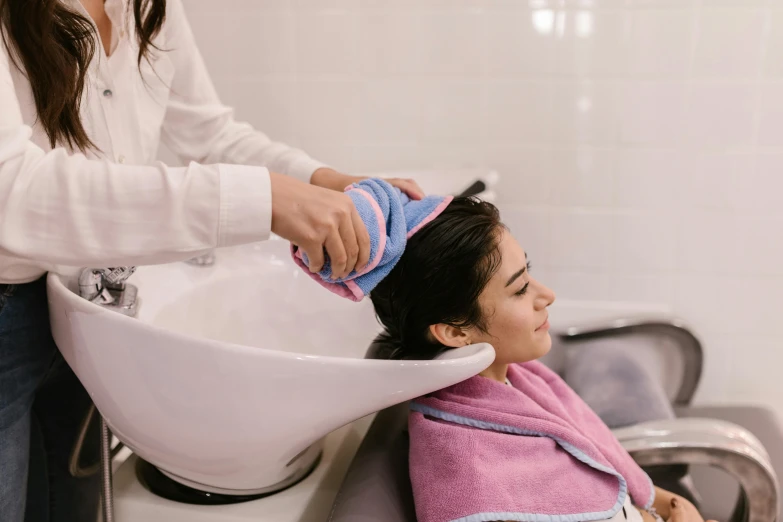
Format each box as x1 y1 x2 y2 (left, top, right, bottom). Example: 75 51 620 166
0 277 99 522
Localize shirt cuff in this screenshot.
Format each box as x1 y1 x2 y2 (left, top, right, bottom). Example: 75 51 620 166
286 156 329 184
217 164 271 247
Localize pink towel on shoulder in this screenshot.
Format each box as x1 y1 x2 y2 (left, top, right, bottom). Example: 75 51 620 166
409 361 654 522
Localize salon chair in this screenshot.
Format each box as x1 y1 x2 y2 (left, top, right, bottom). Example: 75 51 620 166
328 314 782 522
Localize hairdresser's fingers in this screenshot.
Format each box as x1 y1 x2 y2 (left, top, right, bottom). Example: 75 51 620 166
388 178 425 200
325 225 349 280
337 214 360 279
302 242 325 273
352 206 372 272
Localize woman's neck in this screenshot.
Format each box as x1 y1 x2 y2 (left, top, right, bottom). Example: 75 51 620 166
80 0 113 57
479 362 509 383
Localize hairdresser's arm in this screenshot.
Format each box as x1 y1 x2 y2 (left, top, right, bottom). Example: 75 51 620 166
0 44 273 269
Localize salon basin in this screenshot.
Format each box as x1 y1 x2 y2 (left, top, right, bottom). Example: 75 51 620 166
46 238 494 494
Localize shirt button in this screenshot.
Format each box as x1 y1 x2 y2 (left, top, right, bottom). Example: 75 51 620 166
103 89 113 98
118 155 126 164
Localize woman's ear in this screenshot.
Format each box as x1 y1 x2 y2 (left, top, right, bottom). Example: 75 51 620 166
429 323 471 348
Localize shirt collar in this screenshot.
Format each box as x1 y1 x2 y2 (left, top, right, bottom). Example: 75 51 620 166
64 0 130 46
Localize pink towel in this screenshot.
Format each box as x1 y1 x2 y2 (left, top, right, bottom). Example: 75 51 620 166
409 361 654 522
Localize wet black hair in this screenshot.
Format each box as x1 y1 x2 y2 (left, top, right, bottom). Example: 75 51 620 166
369 197 505 360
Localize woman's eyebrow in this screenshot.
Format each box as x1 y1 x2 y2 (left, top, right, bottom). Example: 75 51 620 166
505 267 526 288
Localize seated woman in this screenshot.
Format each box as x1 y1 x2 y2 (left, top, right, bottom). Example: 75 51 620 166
369 197 714 522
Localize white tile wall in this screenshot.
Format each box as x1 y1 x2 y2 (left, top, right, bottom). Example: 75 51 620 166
486 81 555 143
612 212 676 273
628 0 696 6
549 210 615 269
224 79 298 143
551 81 620 144
486 146 553 204
619 81 686 145
683 83 757 147
765 9 783 77
609 274 674 303
182 1 783 418
746 153 783 214
674 211 740 274
679 152 746 211
500 207 553 265
613 149 682 208
757 82 783 146
296 12 361 74
626 9 693 77
556 11 630 76
550 147 614 206
691 8 766 78
485 9 558 75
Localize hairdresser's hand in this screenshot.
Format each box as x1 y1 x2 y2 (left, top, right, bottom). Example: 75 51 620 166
311 167 425 200
270 172 371 278
666 497 718 522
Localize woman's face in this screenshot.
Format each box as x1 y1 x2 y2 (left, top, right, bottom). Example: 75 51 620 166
466 230 556 365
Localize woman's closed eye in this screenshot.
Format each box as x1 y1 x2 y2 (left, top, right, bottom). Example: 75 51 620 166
508 259 532 296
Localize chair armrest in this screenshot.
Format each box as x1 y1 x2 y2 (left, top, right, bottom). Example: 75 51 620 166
556 316 703 406
614 418 780 522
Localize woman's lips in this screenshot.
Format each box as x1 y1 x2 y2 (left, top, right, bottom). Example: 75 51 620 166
536 317 550 332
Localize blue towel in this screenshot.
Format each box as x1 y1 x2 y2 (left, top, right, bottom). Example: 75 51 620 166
291 178 453 301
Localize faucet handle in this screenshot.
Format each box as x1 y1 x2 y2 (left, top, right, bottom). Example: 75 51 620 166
78 267 139 317
96 266 137 289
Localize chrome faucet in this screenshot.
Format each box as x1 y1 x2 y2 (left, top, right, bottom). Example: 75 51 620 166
78 266 139 317
75 269 134 522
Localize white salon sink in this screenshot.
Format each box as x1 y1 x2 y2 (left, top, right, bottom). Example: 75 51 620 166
45 170 497 495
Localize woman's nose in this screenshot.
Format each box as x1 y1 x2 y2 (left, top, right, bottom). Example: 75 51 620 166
533 278 556 309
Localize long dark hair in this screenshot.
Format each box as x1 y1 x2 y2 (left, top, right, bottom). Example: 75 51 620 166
0 0 167 151
369 197 505 360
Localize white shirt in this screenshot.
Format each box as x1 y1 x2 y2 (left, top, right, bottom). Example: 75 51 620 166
0 0 325 284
